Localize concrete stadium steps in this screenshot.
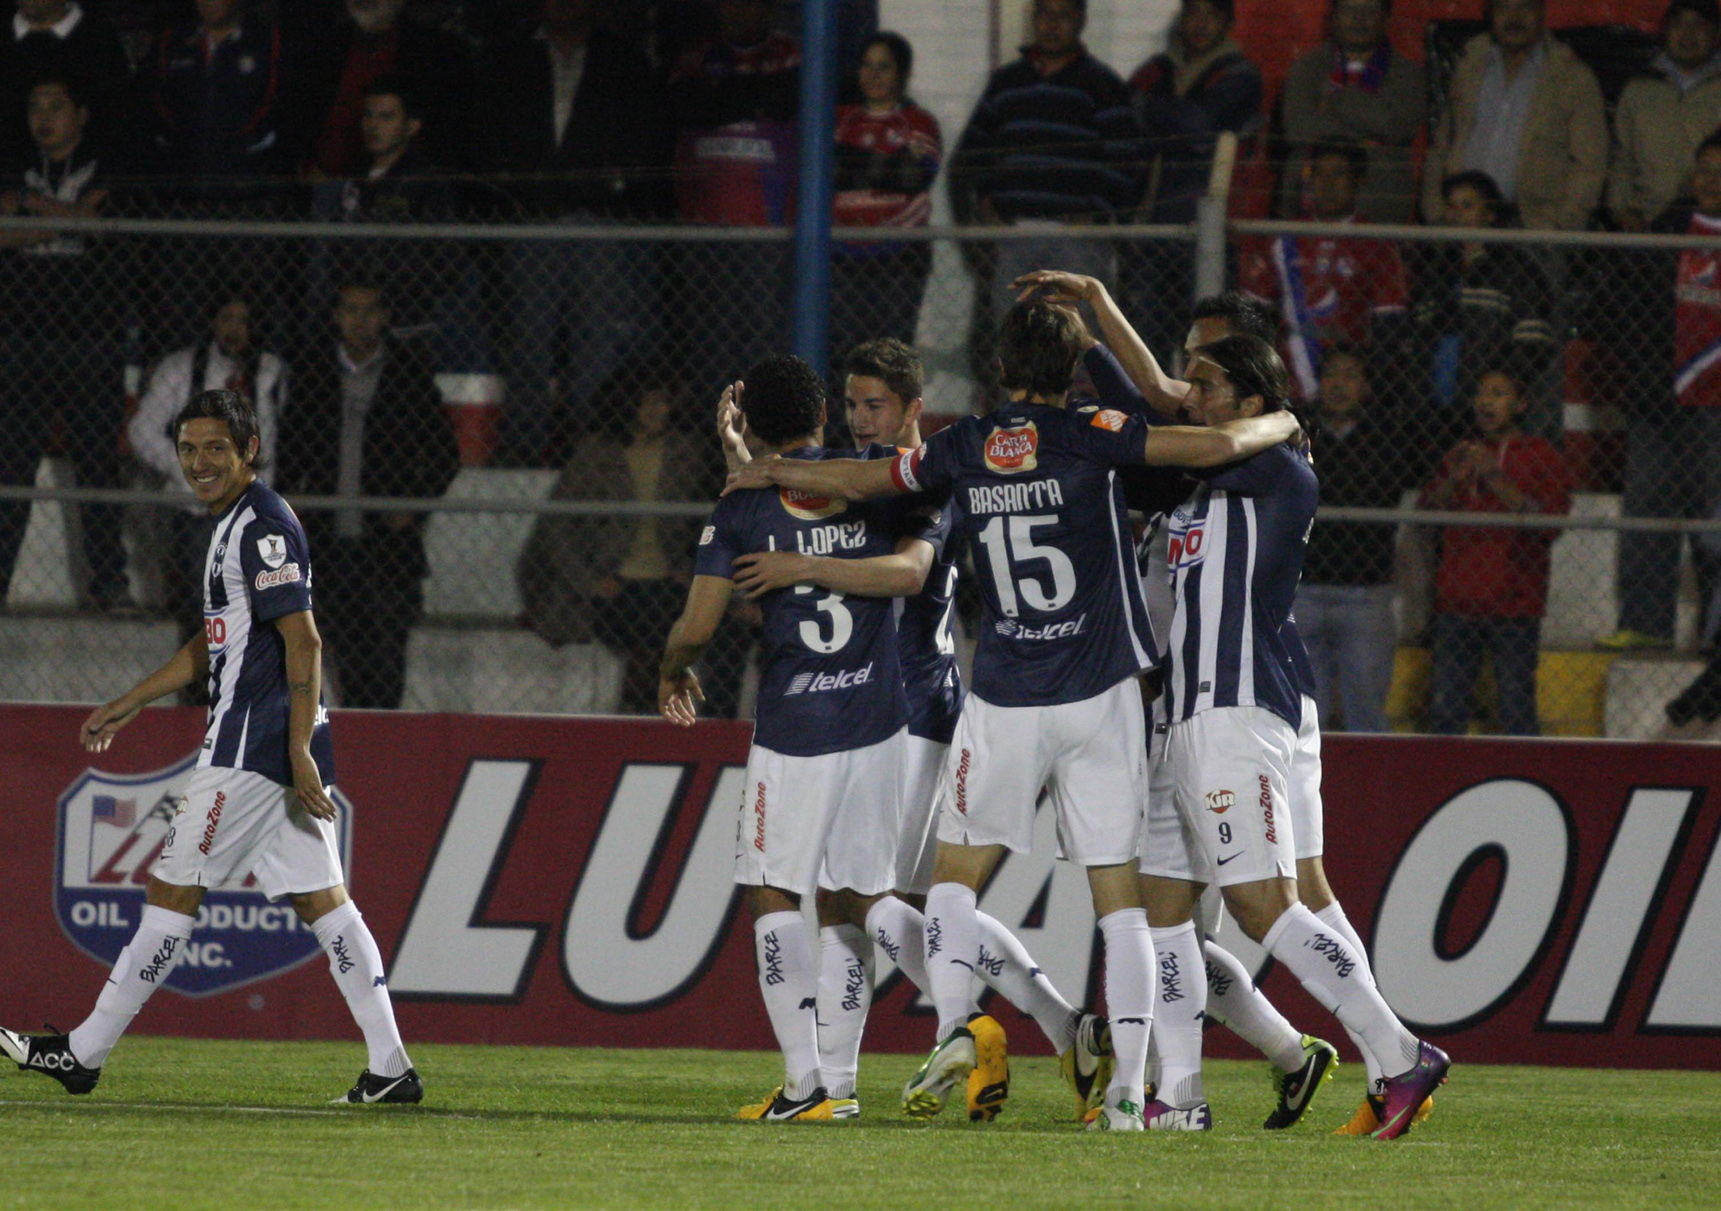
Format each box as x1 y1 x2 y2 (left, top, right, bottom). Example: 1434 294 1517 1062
404 627 621 715
1383 647 1621 738
422 469 556 620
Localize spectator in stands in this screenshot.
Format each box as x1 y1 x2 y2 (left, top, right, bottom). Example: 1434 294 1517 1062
1419 364 1570 735
1124 0 1260 362
481 0 668 465
829 31 940 361
1602 133 1721 653
1410 170 1557 430
518 362 718 714
1296 345 1427 732
1238 141 1408 401
297 0 476 178
278 276 460 709
1421 0 1606 230
951 0 1141 325
142 0 290 211
127 293 286 637
1278 0 1425 224
1608 0 1721 232
0 74 133 614
665 0 801 393
0 1 131 171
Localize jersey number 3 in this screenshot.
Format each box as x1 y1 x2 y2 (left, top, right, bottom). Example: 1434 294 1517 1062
795 586 854 654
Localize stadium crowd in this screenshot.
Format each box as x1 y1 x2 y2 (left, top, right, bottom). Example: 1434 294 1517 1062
3 0 1721 730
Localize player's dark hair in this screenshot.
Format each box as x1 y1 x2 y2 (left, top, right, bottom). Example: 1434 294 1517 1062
1191 290 1276 343
362 73 425 123
1196 334 1290 414
997 299 1087 399
1307 139 1369 180
740 354 826 446
843 337 923 405
174 389 267 469
861 31 914 83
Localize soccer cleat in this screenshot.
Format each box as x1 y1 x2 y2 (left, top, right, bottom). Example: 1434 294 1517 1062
901 1026 975 1119
1058 1012 1114 1121
1373 1042 1450 1140
965 1013 1009 1122
1083 1096 1145 1131
1262 1034 1339 1129
1596 629 1672 652
1335 1092 1434 1136
0 1026 101 1095
1142 1098 1214 1131
334 1067 424 1105
736 1084 854 1122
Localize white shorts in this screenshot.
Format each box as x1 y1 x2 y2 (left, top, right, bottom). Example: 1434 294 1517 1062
734 730 903 897
896 734 946 895
1139 697 1202 884
937 681 1146 867
1290 694 1324 861
1163 705 1298 888
154 766 344 901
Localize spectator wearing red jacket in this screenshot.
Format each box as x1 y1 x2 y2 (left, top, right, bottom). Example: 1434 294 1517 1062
1419 365 1571 735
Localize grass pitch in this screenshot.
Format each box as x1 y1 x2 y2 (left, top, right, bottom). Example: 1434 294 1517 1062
2 1038 1717 1210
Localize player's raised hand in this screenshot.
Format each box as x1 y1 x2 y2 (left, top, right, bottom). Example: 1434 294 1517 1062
732 550 813 598
1011 269 1100 305
716 381 749 466
80 698 142 752
290 752 338 821
659 669 704 727
723 454 782 496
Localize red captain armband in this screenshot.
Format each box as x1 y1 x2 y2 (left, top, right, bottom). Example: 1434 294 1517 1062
892 447 924 492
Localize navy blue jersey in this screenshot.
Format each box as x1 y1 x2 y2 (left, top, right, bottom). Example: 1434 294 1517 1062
1081 342 1200 522
892 402 1158 707
898 517 964 744
695 447 946 758
1163 443 1318 729
199 481 335 787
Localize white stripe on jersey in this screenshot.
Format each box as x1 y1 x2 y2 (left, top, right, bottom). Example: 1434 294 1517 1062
1238 496 1258 707
1193 494 1228 716
1105 470 1154 668
199 502 258 773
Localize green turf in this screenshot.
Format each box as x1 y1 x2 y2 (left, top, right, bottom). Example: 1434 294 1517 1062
2 1037 1717 1210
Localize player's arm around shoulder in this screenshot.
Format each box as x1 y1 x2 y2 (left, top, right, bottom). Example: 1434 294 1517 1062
1141 410 1303 468
731 535 935 600
724 452 903 501
659 574 736 726
273 609 337 821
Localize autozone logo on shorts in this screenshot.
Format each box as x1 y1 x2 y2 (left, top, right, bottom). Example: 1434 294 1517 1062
984 424 1039 473
254 562 302 591
198 790 227 854
955 748 972 815
1259 774 1277 844
779 486 845 521
752 782 767 852
785 662 873 695
1205 789 1234 814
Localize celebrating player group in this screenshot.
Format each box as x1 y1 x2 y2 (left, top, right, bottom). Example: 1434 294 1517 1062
665 271 1450 1137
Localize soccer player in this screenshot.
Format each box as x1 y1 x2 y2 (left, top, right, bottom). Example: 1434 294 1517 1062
1 389 420 1104
1016 270 1343 1130
731 339 1115 1122
661 354 944 1122
727 300 1302 1130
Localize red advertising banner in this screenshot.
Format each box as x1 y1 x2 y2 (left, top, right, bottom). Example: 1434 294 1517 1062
2 704 1716 1069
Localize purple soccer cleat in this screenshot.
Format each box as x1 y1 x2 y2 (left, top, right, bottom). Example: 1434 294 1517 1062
1373 1042 1450 1140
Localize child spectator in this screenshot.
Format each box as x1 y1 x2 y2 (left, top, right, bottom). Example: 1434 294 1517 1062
1419 365 1570 735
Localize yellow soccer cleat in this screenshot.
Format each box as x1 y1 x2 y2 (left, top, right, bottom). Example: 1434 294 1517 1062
737 1085 858 1122
902 1026 976 1119
1333 1092 1433 1136
965 1013 1009 1122
1058 1013 1114 1121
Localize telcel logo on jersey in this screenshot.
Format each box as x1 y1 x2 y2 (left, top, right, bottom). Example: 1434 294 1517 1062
779 486 846 521
993 613 1087 641
784 662 874 695
54 754 352 997
983 423 1039 473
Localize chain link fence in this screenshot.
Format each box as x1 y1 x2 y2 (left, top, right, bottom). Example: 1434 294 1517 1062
0 214 1715 740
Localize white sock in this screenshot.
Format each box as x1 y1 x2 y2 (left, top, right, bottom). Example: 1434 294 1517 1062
1314 903 1385 1090
753 911 823 1098
69 904 194 1068
311 902 411 1078
974 910 1079 1054
815 924 872 1099
1202 938 1306 1073
1149 922 1206 1108
1262 904 1420 1079
924 883 979 1043
864 895 929 993
1098 907 1153 1107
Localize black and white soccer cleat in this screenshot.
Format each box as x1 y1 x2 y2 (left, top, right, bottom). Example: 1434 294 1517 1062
0 1025 102 1095
333 1067 424 1105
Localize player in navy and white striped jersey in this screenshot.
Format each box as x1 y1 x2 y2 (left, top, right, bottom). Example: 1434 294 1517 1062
726 300 1303 1130
661 354 948 1123
1145 335 1449 1139
1 390 419 1106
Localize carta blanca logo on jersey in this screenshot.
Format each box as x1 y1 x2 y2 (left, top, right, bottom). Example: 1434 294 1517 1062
993 613 1087 641
54 754 352 997
778 485 846 521
784 662 874 695
983 423 1039 473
